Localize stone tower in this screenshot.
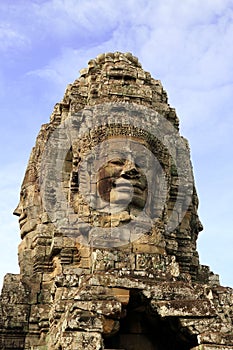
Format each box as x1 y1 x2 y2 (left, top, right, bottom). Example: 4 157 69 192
0 52 233 350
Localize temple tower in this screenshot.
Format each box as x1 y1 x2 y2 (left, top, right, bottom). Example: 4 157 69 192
0 52 233 350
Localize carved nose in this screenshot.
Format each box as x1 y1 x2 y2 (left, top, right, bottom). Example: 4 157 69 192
13 203 22 217
121 160 139 178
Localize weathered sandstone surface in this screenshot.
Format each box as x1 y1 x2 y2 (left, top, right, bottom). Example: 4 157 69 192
0 52 232 350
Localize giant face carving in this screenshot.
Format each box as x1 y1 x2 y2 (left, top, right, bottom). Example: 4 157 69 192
72 137 154 223
13 167 41 238
97 156 148 213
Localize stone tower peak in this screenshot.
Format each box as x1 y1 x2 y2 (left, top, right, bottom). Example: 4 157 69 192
0 52 233 350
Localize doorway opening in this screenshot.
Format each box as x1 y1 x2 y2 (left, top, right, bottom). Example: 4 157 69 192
104 289 198 350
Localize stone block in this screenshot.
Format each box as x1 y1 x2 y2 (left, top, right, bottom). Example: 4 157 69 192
153 299 216 317
110 288 130 305
133 243 165 254
192 346 233 350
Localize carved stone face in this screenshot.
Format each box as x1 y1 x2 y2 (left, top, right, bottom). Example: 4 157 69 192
71 138 152 225
97 157 148 212
13 173 41 238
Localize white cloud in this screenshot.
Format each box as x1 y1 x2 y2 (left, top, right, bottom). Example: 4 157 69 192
24 0 233 128
30 1 233 88
0 23 29 51
26 67 64 84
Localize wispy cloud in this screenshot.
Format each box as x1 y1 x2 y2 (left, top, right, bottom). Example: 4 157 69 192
0 23 29 52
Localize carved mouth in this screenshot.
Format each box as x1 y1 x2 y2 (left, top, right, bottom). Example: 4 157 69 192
113 178 146 192
113 179 132 192
114 183 131 190
19 215 27 229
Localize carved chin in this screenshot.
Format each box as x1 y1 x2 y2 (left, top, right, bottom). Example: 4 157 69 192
110 189 132 204
20 219 37 238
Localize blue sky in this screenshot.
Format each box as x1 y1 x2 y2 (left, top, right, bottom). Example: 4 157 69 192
0 0 233 288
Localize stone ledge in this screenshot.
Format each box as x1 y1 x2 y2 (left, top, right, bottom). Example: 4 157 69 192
192 346 233 350
153 299 216 317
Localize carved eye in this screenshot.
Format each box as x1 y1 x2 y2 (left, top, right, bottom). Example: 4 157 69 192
20 188 27 199
108 158 125 166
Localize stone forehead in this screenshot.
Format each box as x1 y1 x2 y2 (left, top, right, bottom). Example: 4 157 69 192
72 124 164 160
